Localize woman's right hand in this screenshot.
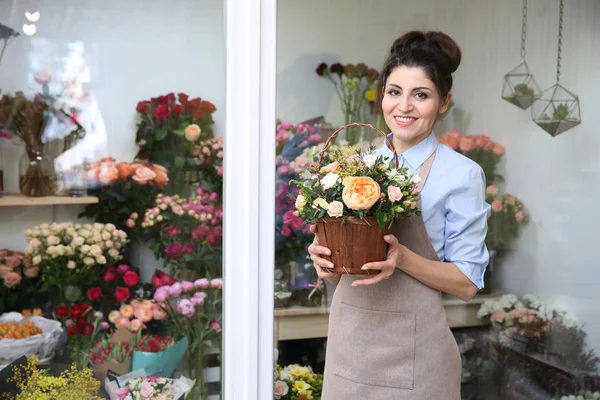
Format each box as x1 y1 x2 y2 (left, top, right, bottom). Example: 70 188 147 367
307 225 341 285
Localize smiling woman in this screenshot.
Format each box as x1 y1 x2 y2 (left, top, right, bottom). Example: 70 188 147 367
308 30 490 400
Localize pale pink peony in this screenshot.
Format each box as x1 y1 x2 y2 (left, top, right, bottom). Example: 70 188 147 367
486 185 499 196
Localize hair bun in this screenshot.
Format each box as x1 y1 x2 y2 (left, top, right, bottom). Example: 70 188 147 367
391 30 461 73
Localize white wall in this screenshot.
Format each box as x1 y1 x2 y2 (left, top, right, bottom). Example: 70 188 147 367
277 0 600 352
0 0 225 265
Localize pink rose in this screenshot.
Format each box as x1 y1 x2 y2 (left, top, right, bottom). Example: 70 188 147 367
491 200 503 212
319 161 339 173
3 272 21 288
191 292 206 306
483 141 495 151
473 135 490 148
184 124 201 142
194 278 210 289
117 264 130 274
177 299 195 317
515 210 525 222
153 287 169 302
129 318 143 333
116 387 130 399
34 69 52 84
140 380 155 398
211 321 222 333
492 143 505 156
3 256 21 268
387 186 403 202
168 283 183 297
23 267 39 278
181 281 195 292
210 278 223 289
0 265 11 277
486 185 499 196
132 166 157 184
458 136 475 153
446 130 462 137
125 219 135 228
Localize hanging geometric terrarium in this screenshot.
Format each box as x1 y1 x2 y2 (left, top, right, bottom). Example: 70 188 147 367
502 62 540 110
502 0 539 110
532 0 581 137
531 84 581 137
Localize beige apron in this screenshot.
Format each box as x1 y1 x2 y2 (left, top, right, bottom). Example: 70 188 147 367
322 149 461 400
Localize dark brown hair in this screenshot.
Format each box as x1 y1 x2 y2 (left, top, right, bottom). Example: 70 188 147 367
377 30 462 105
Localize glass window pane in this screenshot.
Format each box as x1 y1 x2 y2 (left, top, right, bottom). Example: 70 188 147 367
274 1 600 399
0 2 225 399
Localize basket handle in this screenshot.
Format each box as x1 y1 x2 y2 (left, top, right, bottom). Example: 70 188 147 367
317 123 399 169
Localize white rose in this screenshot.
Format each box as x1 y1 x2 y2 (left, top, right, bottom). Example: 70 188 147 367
312 197 329 210
327 201 344 217
102 231 111 240
320 172 340 190
295 195 307 210
89 245 102 257
83 257 95 266
362 154 378 168
411 175 422 184
108 248 120 258
67 260 76 269
25 246 34 255
96 256 107 264
47 246 57 255
80 244 91 254
105 240 114 248
274 381 289 399
92 234 103 243
72 236 85 247
30 238 41 248
32 255 42 265
105 223 115 232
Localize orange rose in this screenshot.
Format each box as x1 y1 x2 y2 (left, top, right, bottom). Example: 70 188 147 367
98 165 119 185
129 162 144 174
132 166 157 184
116 162 133 179
342 176 381 210
152 164 169 187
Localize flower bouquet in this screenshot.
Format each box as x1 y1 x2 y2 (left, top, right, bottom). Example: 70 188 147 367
88 329 135 383
291 123 421 275
193 136 224 196
79 158 169 239
484 186 528 250
131 334 188 378
274 364 323 400
24 222 128 305
0 249 46 315
106 373 193 400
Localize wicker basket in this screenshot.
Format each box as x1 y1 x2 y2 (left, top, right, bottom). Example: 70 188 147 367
315 123 398 275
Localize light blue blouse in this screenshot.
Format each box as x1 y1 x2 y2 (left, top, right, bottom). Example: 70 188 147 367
374 132 490 289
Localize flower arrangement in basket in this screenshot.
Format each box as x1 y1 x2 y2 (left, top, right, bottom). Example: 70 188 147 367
274 364 323 400
291 123 421 275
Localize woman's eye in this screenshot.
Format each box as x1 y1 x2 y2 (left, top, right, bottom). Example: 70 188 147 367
415 92 428 99
388 89 400 96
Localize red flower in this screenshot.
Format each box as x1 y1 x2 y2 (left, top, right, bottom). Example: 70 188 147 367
178 93 189 104
171 104 183 116
154 105 170 119
123 271 140 287
117 264 130 275
192 108 205 119
87 287 103 302
167 93 176 104
79 323 94 336
151 274 162 288
56 305 69 318
115 287 130 302
67 326 78 336
200 101 216 114
164 225 181 237
150 97 159 107
316 62 328 76
157 95 169 105
103 270 117 282
77 317 88 326
70 303 90 318
136 101 151 114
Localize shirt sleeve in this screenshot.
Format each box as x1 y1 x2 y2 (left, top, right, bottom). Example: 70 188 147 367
443 164 490 289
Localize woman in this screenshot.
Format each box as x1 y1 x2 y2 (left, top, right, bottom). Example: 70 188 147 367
308 31 490 399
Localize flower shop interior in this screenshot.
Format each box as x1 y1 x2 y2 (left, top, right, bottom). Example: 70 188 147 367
0 0 599 399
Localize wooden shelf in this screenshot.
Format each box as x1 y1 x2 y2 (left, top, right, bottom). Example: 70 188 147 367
0 193 99 207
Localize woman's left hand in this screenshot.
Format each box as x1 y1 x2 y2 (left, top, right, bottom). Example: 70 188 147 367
352 235 405 287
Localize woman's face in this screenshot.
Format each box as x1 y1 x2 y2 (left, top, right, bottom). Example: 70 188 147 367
381 66 451 148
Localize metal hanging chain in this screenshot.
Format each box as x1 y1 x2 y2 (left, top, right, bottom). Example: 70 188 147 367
521 0 528 59
556 0 564 83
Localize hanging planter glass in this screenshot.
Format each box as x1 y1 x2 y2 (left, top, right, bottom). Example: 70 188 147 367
532 0 581 137
531 84 581 137
502 0 539 110
502 62 539 110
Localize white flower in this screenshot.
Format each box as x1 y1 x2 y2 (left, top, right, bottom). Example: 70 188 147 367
312 197 329 210
320 172 340 190
385 169 405 184
108 248 120 258
105 223 115 232
362 154 378 168
25 246 34 255
101 231 111 241
96 256 107 264
89 245 102 257
80 244 91 254
274 380 289 399
327 201 344 217
83 257 95 266
295 195 307 210
67 260 76 269
30 238 41 248
32 255 42 265
105 240 114 248
72 236 85 247
411 175 422 184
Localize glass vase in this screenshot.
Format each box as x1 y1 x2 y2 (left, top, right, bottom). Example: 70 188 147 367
19 144 55 197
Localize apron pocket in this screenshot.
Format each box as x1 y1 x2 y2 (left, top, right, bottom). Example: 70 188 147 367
330 302 415 389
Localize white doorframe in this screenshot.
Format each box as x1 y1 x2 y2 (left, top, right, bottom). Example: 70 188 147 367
223 0 276 398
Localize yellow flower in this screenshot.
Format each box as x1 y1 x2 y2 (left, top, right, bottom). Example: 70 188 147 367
365 89 377 102
289 365 312 380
